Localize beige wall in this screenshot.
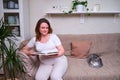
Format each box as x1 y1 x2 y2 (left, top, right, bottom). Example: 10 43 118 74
29 0 120 37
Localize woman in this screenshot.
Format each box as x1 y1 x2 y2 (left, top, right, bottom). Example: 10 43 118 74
22 18 68 80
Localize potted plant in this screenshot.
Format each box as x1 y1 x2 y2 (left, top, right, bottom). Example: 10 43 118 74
63 0 89 14
72 0 88 12
0 17 25 80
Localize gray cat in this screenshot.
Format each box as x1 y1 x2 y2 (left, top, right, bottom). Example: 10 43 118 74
87 54 103 68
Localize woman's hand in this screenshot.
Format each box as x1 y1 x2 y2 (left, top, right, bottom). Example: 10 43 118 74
28 49 37 56
22 46 37 56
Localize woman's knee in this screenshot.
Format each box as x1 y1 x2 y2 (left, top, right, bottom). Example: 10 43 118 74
35 76 48 80
50 74 63 80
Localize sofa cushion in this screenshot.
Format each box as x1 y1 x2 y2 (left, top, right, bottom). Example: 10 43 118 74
71 41 92 59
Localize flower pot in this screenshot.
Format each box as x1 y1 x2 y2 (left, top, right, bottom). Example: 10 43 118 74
76 4 84 12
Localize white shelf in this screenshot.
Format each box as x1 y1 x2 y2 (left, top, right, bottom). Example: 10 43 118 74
3 9 19 13
6 24 20 26
46 11 120 14
46 11 120 24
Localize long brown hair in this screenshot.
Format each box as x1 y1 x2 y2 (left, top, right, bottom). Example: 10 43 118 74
35 18 53 41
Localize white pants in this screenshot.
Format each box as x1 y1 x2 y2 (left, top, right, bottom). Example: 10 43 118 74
35 55 68 80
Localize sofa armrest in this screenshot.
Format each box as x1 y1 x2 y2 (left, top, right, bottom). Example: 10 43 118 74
17 51 40 76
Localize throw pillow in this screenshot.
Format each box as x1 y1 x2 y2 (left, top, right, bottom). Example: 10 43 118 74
71 41 92 59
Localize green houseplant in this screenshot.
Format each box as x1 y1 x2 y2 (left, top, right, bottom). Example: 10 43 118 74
64 0 89 14
0 17 25 80
72 0 88 11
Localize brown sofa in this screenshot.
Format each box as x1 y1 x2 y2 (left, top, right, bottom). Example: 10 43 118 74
18 33 120 80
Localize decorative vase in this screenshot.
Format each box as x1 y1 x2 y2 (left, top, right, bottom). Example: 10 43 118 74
8 1 15 9
93 4 100 12
8 16 15 24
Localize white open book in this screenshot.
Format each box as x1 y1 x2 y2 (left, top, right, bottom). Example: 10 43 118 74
35 52 58 56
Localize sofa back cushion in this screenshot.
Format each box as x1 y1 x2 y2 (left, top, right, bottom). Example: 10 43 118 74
58 33 120 56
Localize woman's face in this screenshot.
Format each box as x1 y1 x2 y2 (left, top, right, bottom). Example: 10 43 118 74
39 22 49 36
